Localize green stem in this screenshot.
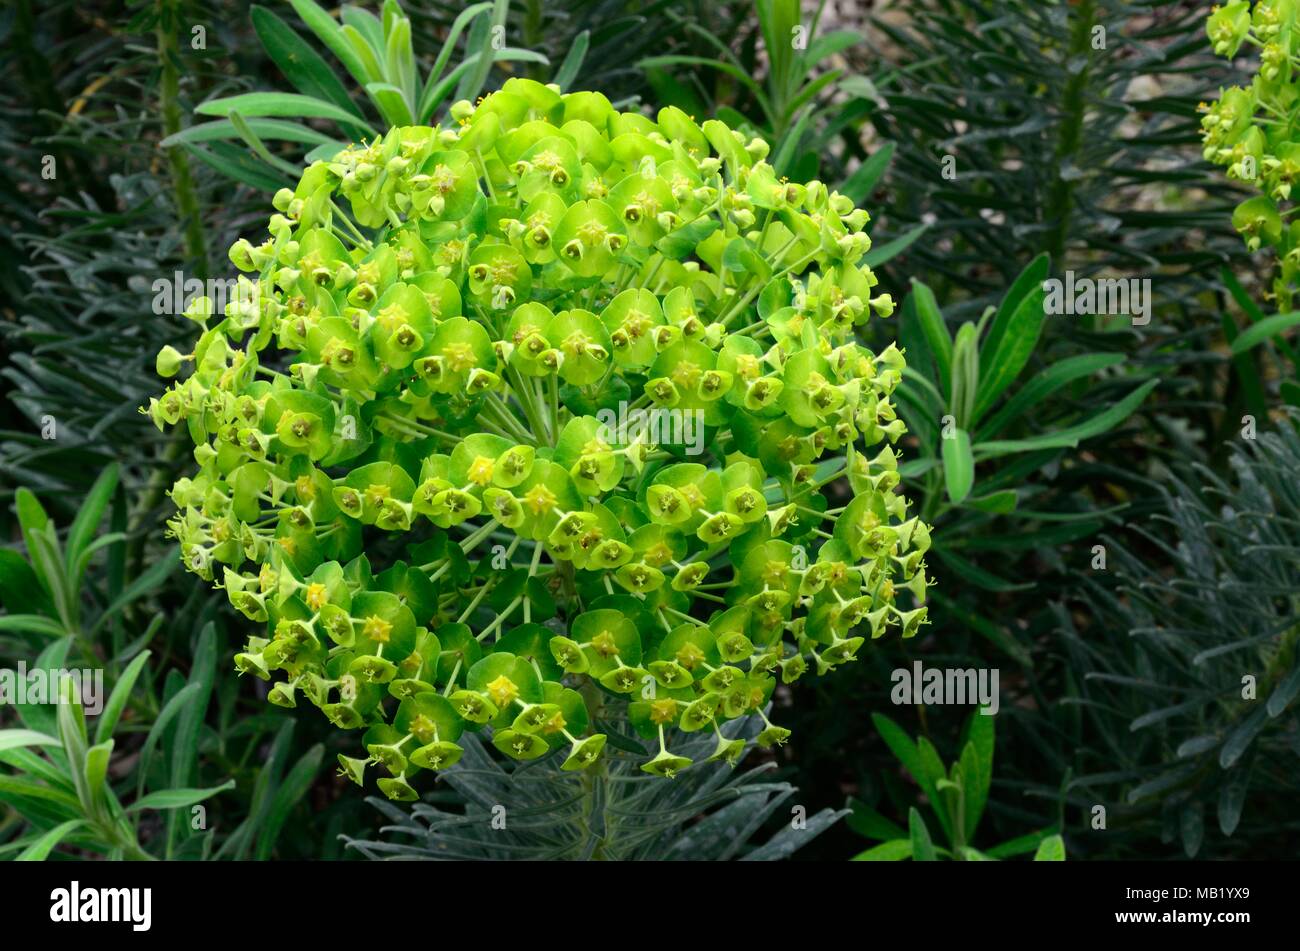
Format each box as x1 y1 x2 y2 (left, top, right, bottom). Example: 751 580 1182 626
157 0 207 274
1045 0 1096 264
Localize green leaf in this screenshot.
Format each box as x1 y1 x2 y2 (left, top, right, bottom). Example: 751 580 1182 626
65 464 118 577
552 29 589 90
255 744 325 860
135 682 201 800
976 352 1126 440
930 591 1032 667
863 222 929 268
342 5 384 47
1219 706 1268 768
287 0 372 88
658 218 721 259
0 549 50 616
0 729 62 753
251 6 362 123
638 56 772 122
950 321 980 427
419 2 493 120
986 826 1057 859
962 712 994 837
91 548 178 634
942 428 974 504
15 820 84 861
183 142 292 192
871 713 951 841
852 838 912 861
842 142 895 206
1033 834 1066 861
979 253 1049 373
384 15 417 112
161 118 337 149
94 650 151 746
909 279 952 394
15 486 49 543
196 93 376 136
974 379 1157 459
165 624 216 856
908 807 937 861
1218 766 1250 837
128 780 235 813
846 797 907 841
365 82 414 126
15 638 72 735
0 614 67 638
964 490 1018 514
1229 311 1300 355
972 281 1047 422
84 740 113 815
934 548 1032 593
455 0 509 103
227 111 303 178
0 776 81 813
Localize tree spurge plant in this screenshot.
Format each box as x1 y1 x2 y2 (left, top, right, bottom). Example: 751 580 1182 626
145 77 930 801
1203 1 1300 303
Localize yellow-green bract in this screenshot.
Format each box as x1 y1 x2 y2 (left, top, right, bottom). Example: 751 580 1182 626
1202 1 1300 308
147 77 932 799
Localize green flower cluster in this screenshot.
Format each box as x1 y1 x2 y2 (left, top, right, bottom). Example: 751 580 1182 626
1202 1 1300 306
148 78 931 799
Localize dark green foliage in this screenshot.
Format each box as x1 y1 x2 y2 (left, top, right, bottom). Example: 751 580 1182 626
863 0 1245 297
348 716 846 860
1051 419 1300 858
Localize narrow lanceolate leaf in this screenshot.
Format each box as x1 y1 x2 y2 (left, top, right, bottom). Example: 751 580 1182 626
909 279 952 395
127 780 236 813
15 820 85 861
972 280 1048 422
0 729 62 753
1229 311 1300 354
420 2 493 119
863 222 929 268
184 142 294 192
552 30 590 91
251 6 363 121
65 463 118 576
94 650 151 745
943 428 974 504
456 0 509 103
161 118 337 148
255 744 325 859
976 352 1126 440
287 0 372 88
841 141 895 205
196 93 377 136
974 379 1158 459
962 713 994 837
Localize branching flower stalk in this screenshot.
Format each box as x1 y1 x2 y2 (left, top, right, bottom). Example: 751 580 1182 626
147 79 932 800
